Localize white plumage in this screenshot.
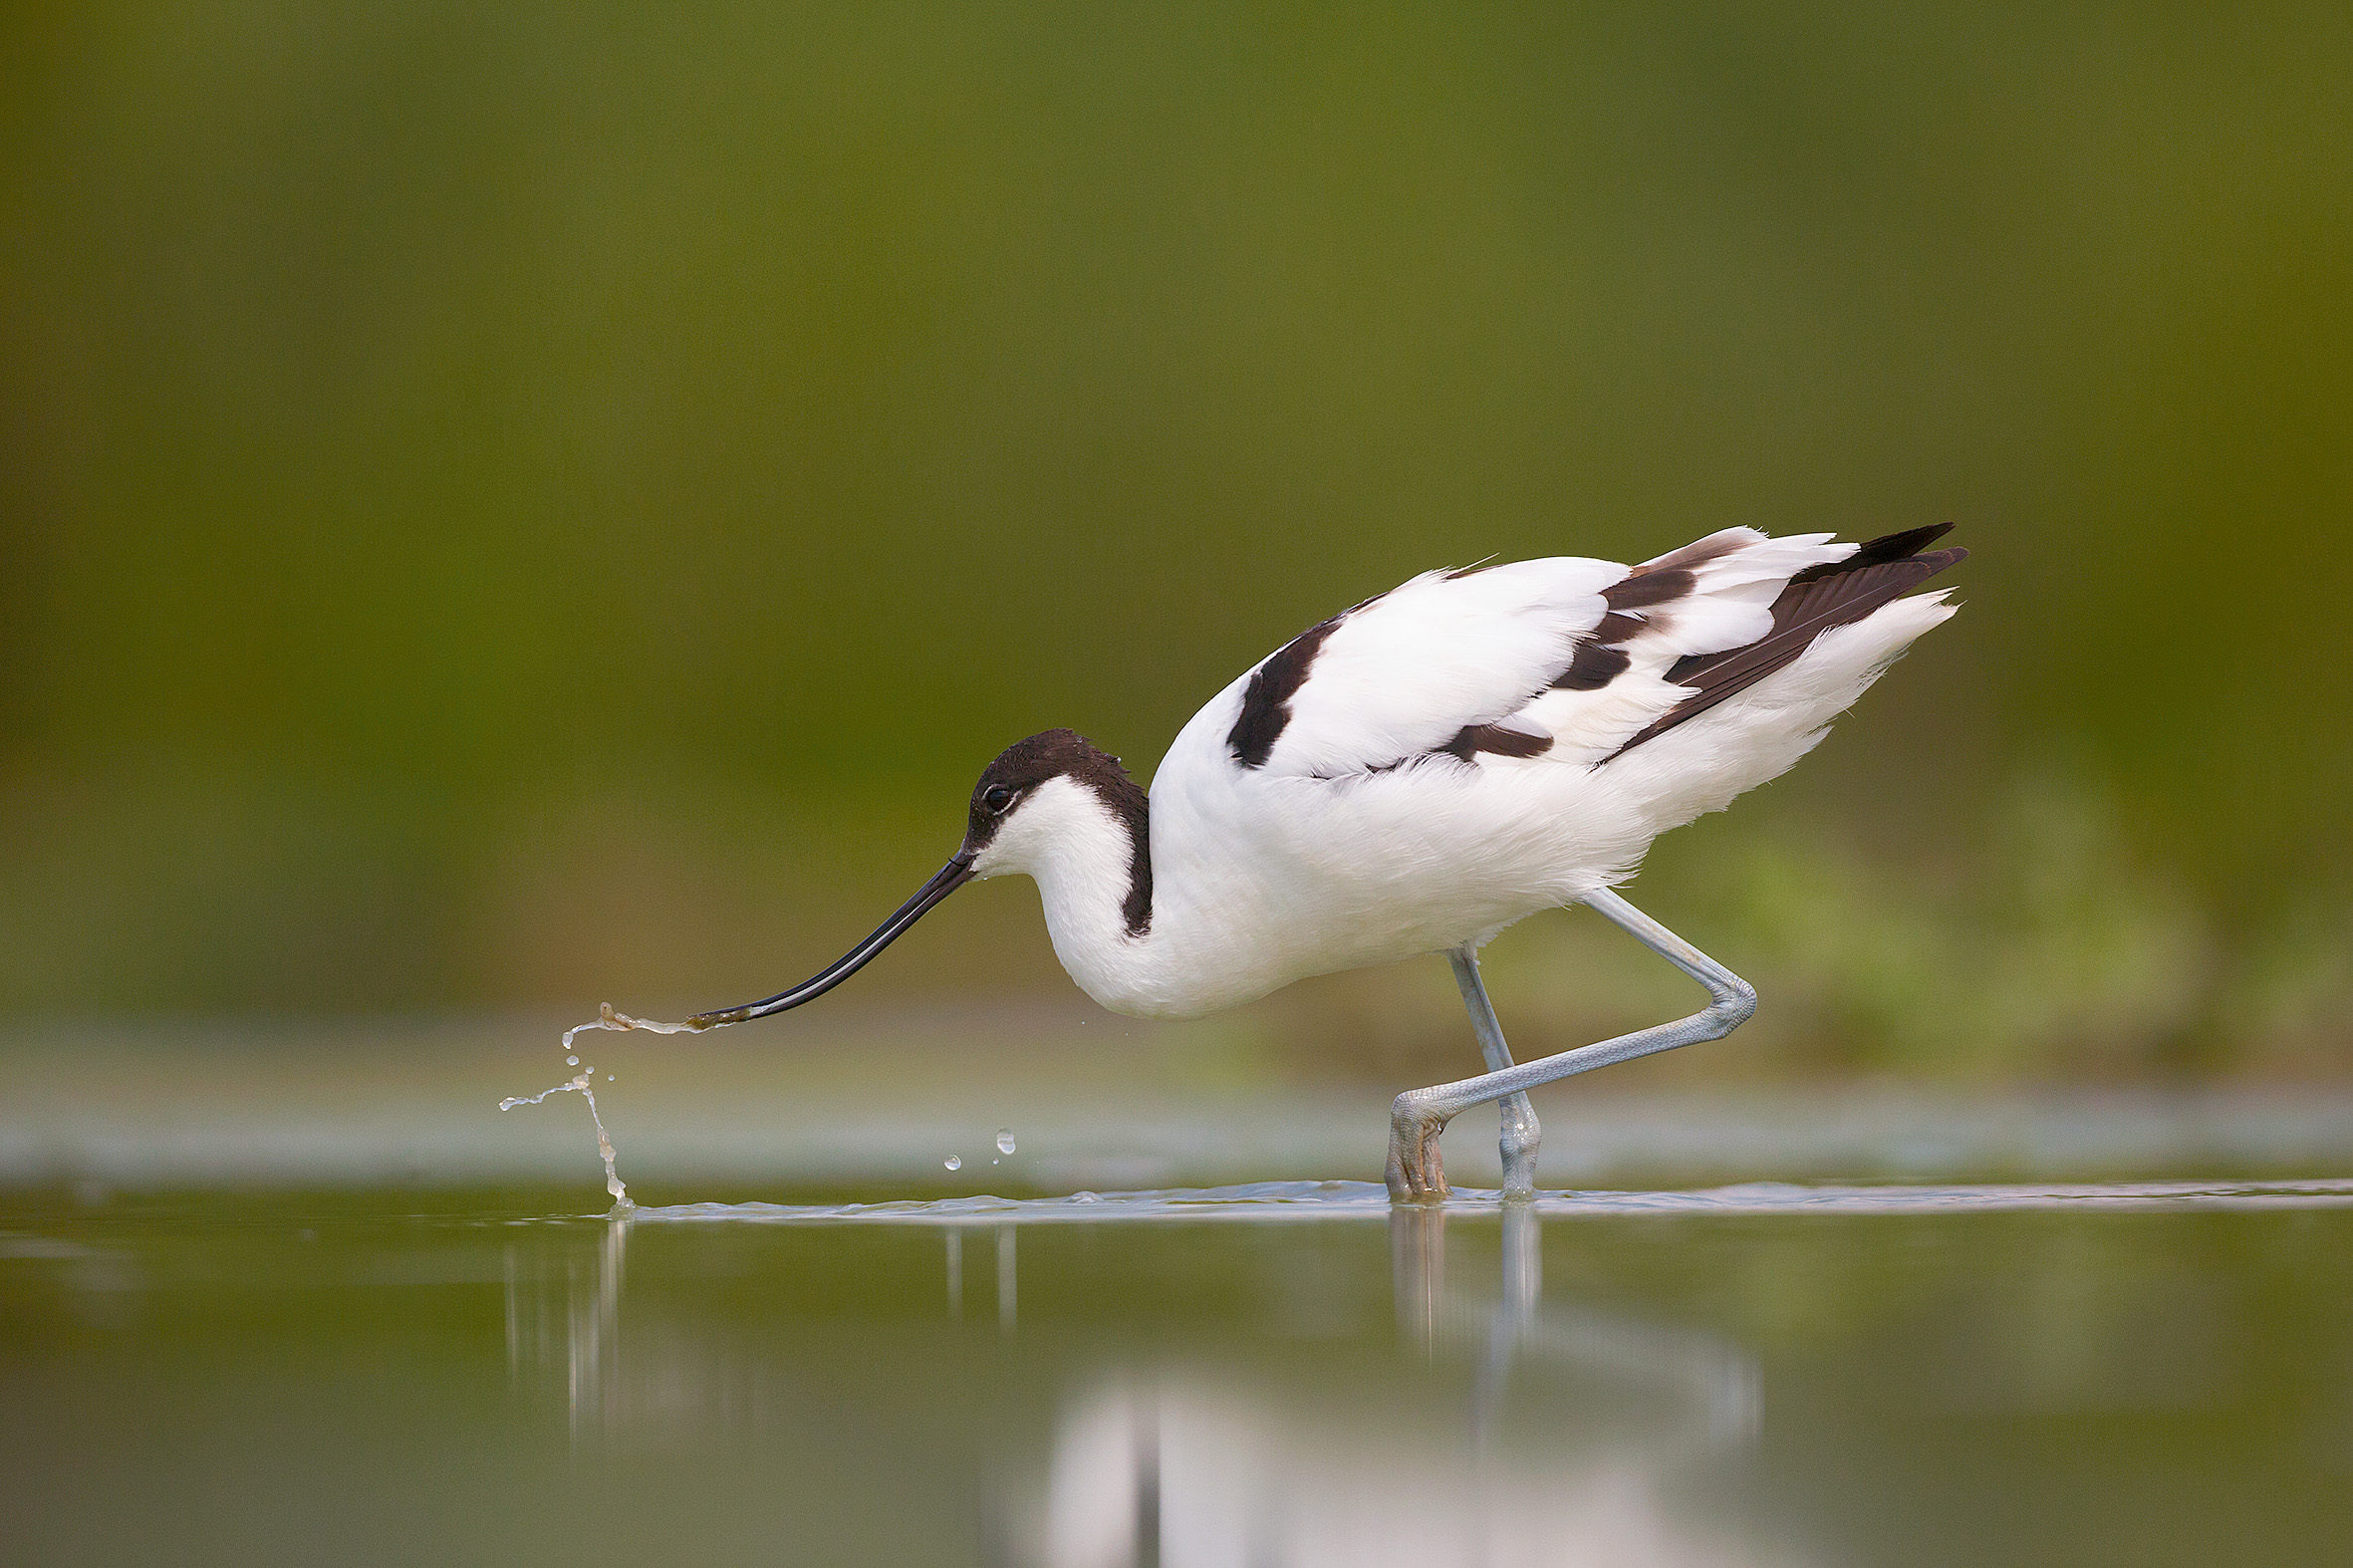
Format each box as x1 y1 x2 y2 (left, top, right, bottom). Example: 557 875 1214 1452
669 523 1965 1199
987 526 1956 1020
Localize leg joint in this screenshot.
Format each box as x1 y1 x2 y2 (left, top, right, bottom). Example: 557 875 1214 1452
1391 1088 1451 1137
1710 973 1757 1027
1681 973 1755 1044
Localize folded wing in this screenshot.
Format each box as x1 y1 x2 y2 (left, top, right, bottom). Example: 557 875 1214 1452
1224 526 1965 780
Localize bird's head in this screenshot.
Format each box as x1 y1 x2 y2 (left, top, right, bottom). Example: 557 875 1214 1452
681 729 1143 1030
959 728 1145 883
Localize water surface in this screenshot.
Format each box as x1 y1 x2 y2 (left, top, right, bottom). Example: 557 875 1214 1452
5 1178 2348 1566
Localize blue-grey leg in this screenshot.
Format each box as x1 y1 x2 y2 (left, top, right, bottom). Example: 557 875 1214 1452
1387 889 1757 1202
1446 947 1542 1199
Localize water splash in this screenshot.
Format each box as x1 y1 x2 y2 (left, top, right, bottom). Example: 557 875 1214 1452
491 1001 710 1212
562 1000 700 1054
498 1073 632 1212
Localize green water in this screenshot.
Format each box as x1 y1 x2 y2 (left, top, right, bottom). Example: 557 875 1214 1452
5 1182 2349 1566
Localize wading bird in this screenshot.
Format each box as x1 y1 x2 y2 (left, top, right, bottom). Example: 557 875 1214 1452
666 525 1963 1200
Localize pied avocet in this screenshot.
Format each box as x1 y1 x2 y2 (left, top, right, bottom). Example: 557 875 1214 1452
655 524 1963 1200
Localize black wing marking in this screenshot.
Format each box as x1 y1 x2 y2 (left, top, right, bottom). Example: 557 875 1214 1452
1226 618 1343 769
1438 721 1554 761
1552 562 1706 694
1606 526 1964 759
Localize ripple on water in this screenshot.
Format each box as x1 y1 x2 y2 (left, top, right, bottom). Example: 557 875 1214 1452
616 1176 2353 1226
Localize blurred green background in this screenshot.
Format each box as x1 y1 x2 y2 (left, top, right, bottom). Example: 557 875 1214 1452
3 1 2347 1082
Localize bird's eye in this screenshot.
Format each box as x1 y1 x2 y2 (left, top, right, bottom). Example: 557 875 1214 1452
982 784 1017 814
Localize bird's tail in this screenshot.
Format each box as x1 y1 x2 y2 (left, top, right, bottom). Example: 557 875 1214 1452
1595 526 1965 837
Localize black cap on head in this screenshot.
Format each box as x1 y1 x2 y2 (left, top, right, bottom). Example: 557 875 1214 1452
964 728 1153 935
964 728 1136 851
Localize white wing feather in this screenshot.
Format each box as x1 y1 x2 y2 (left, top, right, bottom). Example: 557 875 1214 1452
1244 529 1857 778
1253 557 1621 776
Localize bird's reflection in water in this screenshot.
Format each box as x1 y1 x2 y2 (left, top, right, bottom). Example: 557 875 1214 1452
503 1209 1772 1565
1019 1207 1767 1568
1397 1203 1759 1451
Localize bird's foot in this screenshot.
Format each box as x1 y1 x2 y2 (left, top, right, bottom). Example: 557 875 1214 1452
1386 1094 1451 1203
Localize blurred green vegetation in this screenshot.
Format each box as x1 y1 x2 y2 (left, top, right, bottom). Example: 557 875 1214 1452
1 3 2347 1077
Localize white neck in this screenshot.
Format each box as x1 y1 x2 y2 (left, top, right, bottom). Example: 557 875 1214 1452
966 775 1187 1016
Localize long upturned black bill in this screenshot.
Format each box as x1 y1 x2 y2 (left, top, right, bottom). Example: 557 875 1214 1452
683 851 977 1030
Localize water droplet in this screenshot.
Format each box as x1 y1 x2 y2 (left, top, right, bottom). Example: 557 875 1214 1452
605 1074 614 1081
943 1155 962 1171
566 1055 579 1066
995 1128 1016 1156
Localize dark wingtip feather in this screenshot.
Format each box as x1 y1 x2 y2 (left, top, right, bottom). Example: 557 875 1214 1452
1609 529 1965 760
1787 523 1958 586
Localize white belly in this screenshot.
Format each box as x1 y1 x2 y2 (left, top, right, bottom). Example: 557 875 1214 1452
1070 763 1659 1019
